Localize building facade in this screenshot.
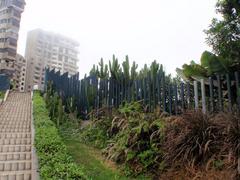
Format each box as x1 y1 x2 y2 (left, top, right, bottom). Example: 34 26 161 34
0 0 25 76
25 29 79 91
13 53 26 92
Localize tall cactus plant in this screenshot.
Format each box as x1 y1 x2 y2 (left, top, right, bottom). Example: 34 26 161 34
98 58 109 79
109 55 121 80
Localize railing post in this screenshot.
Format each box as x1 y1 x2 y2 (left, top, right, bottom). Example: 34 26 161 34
226 74 232 112
217 75 223 111
194 81 198 110
201 79 206 114
235 72 240 114
209 77 214 113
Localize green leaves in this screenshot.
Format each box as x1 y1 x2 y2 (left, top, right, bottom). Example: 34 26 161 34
205 0 240 68
179 50 234 80
33 92 88 180
201 50 232 75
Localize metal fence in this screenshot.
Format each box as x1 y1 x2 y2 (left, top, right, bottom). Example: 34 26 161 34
45 68 240 118
0 74 10 91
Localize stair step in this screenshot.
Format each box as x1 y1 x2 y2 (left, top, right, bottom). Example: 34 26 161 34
0 161 31 171
0 129 31 133
0 126 30 129
0 153 31 161
0 139 31 146
0 133 31 139
0 123 30 126
0 170 31 180
0 145 31 153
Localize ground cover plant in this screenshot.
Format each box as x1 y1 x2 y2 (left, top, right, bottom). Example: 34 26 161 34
78 105 239 179
0 91 5 99
33 92 88 180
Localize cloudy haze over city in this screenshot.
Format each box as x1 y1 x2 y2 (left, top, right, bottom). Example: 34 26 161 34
18 0 218 77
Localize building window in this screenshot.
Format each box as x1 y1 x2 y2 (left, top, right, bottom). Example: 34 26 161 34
0 28 6 33
58 55 62 61
12 18 20 27
64 56 68 62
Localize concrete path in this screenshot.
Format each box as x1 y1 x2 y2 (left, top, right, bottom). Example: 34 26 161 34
0 92 37 180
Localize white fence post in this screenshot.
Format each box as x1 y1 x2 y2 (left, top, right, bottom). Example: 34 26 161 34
194 81 198 110
201 79 206 114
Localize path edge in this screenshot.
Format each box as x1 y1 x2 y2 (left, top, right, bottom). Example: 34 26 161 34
31 91 40 180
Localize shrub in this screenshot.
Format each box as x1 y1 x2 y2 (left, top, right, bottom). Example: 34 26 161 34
33 92 88 180
79 102 166 176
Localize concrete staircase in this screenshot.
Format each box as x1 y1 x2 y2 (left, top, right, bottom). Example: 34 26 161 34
0 93 36 180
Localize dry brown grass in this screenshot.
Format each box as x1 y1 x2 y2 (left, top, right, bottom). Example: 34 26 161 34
158 167 237 180
161 111 240 179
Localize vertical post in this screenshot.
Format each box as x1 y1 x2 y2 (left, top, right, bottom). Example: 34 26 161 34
235 71 240 113
209 77 214 113
226 74 232 112
194 81 198 110
174 83 178 115
147 73 151 111
186 82 190 109
180 82 184 112
162 73 166 112
201 79 206 114
217 75 223 111
157 73 161 107
143 78 147 106
168 84 172 115
153 75 156 109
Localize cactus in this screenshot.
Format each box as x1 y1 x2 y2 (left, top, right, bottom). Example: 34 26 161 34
109 55 121 80
122 55 130 81
98 58 109 79
130 61 138 81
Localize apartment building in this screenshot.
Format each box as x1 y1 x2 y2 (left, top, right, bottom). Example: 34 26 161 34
13 53 26 92
25 29 79 91
0 0 25 76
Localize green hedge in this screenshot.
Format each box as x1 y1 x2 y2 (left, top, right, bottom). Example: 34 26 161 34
33 92 88 180
0 91 5 99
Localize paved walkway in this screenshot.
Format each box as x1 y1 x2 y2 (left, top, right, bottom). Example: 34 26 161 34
0 92 37 180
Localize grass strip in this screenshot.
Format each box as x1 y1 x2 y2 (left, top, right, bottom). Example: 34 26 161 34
33 92 88 180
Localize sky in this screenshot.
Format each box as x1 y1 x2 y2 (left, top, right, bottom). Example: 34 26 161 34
18 0 219 77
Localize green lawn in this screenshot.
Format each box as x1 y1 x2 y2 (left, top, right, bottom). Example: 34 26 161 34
64 138 131 180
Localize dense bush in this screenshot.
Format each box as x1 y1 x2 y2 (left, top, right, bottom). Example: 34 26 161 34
33 92 88 180
78 102 166 177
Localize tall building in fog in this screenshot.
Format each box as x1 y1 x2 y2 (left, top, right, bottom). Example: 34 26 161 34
14 53 26 92
0 0 25 76
25 29 79 91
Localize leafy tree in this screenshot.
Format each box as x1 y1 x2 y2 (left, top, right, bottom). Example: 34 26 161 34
204 0 240 70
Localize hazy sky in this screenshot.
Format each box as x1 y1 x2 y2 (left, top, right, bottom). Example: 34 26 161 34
18 0 219 77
